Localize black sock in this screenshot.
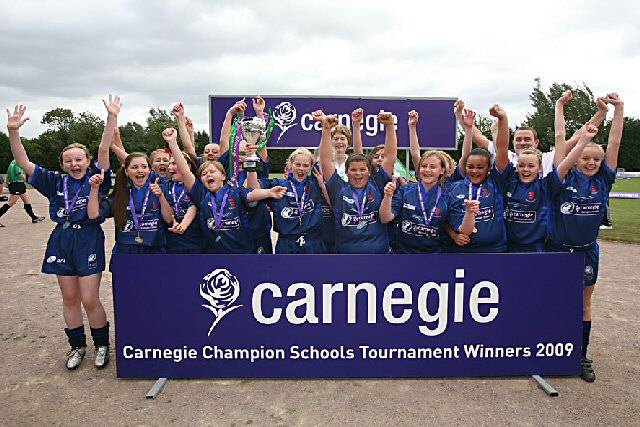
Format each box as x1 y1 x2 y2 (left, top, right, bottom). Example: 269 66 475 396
90 322 110 348
582 321 592 358
0 204 10 218
64 325 86 349
24 203 37 219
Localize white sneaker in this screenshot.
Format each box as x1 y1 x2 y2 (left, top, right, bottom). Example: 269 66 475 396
66 347 86 370
94 346 109 368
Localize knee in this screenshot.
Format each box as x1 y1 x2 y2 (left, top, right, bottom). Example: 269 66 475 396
62 293 81 308
81 294 101 312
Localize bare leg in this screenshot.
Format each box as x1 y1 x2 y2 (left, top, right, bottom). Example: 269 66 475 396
79 273 107 327
58 275 83 328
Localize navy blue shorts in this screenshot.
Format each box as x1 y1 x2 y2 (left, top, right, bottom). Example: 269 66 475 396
546 240 599 286
275 234 326 254
42 223 105 277
507 241 546 253
109 243 166 271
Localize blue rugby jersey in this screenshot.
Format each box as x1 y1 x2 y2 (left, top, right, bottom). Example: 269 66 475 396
325 168 391 254
102 177 167 248
391 182 450 253
29 162 112 225
259 175 323 237
548 163 615 247
448 167 507 253
162 180 204 252
188 179 256 253
495 163 553 247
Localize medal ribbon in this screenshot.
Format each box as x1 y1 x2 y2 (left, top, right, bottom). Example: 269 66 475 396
417 183 442 227
129 186 151 234
468 183 482 201
171 182 185 218
63 175 87 218
351 187 367 218
289 176 306 223
209 189 229 230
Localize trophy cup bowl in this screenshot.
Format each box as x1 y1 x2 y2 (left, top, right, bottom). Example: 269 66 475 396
240 117 266 173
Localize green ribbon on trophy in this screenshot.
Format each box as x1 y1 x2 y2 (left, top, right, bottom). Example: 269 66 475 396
256 109 276 150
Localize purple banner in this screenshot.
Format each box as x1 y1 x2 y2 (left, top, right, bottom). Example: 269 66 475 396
209 96 458 149
112 254 583 378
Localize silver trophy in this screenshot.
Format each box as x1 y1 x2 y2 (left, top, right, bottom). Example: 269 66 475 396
240 117 266 173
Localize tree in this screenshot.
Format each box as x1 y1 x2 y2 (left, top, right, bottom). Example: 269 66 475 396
41 108 74 132
524 82 607 150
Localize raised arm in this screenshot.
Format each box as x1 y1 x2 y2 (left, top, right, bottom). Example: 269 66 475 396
489 104 509 172
379 111 398 177
379 176 397 224
605 93 624 170
163 128 196 191
408 110 421 172
219 98 247 153
315 110 338 180
557 124 598 181
352 108 364 155
172 103 196 158
6 105 35 176
565 95 609 151
458 109 476 177
110 127 128 165
245 170 262 190
553 90 572 166
99 95 121 170
252 96 269 160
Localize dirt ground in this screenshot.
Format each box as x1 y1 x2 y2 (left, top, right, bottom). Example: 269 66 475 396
1 190 639 426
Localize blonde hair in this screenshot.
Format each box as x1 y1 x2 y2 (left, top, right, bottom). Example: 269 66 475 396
286 148 314 170
518 148 543 165
198 160 226 180
584 142 605 158
59 143 92 166
419 150 453 187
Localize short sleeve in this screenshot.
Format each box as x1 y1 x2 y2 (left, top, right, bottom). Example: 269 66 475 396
28 164 58 199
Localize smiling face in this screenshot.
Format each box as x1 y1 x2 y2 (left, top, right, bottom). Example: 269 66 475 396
516 152 542 183
347 160 370 189
60 147 91 179
289 154 312 182
419 155 445 187
151 151 171 177
332 132 349 156
513 129 539 155
203 143 220 161
200 163 226 193
168 157 183 182
465 154 490 185
576 145 605 177
125 156 151 189
371 147 385 168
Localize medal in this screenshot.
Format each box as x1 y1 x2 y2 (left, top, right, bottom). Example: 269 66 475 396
129 186 151 244
473 227 478 233
468 183 482 202
209 188 229 230
289 176 307 227
62 175 86 227
171 182 185 219
417 183 442 229
352 187 368 229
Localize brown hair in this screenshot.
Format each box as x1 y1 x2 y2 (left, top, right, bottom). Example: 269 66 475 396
515 126 538 140
419 150 451 187
330 125 352 146
58 143 92 168
345 153 373 175
197 160 227 180
149 149 169 163
367 144 385 164
110 152 150 231
467 148 493 168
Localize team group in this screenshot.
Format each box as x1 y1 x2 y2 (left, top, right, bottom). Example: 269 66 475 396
5 92 623 380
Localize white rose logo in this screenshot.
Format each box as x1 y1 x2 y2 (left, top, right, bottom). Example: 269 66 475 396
200 268 243 336
272 102 298 143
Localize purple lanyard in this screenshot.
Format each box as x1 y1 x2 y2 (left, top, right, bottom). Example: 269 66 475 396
63 175 86 217
209 189 229 230
171 182 185 216
289 177 307 220
417 183 442 226
351 187 367 217
128 187 151 233
468 183 482 201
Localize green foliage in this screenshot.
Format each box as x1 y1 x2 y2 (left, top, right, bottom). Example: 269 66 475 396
616 118 640 171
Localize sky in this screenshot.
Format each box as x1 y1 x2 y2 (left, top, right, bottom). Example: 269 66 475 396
1 0 638 139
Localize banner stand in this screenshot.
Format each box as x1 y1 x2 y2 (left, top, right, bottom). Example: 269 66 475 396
532 375 559 397
145 378 168 399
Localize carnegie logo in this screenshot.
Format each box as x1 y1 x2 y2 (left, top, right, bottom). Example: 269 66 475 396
273 102 298 143
200 269 243 336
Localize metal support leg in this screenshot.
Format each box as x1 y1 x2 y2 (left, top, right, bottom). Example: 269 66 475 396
531 375 558 397
145 377 168 399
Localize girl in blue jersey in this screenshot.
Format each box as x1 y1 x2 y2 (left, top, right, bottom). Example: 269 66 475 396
162 153 205 254
546 92 624 382
7 98 118 370
380 150 478 253
163 128 286 253
316 110 397 254
247 148 326 254
97 153 173 256
447 106 510 253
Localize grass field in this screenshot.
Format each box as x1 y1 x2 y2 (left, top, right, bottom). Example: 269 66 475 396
599 177 640 244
